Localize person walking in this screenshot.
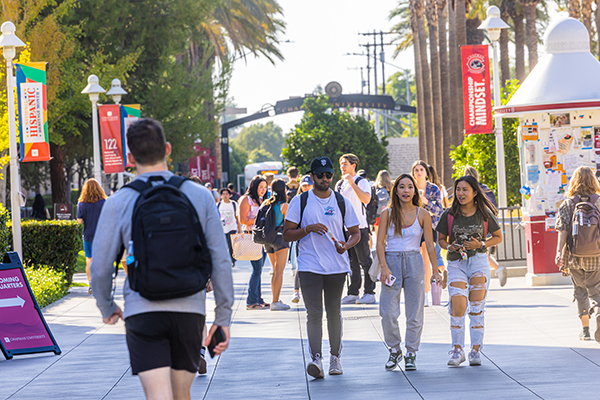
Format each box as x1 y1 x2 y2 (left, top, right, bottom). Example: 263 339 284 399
436 175 503 367
284 156 361 379
290 175 313 304
91 118 233 400
378 174 441 371
217 188 240 268
411 160 443 306
427 164 450 287
555 166 600 342
239 175 269 309
337 154 375 305
286 166 300 202
76 178 107 294
374 170 393 237
228 183 241 202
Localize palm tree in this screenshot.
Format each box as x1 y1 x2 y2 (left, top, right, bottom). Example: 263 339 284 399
568 0 580 18
437 0 453 184
455 0 467 142
426 0 444 174
500 0 511 87
507 0 526 82
448 0 460 153
408 0 428 159
522 0 539 71
596 0 600 56
581 0 594 44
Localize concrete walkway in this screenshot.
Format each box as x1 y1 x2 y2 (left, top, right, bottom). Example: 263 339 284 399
1 260 599 400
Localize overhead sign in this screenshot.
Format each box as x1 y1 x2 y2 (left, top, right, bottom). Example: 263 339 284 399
461 45 493 135
121 104 141 167
274 94 397 115
16 62 51 162
99 104 125 173
0 252 61 359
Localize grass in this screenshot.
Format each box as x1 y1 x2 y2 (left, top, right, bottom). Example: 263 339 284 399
70 282 89 287
75 250 86 273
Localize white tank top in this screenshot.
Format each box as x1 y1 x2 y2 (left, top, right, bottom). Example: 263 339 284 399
386 208 423 252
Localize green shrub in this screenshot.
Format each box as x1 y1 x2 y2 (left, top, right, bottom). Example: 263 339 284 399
0 204 11 255
24 266 69 308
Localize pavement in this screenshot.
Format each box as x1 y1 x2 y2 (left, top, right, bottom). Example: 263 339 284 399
1 260 600 400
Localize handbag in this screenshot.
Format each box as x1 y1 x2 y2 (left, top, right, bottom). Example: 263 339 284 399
369 248 381 282
231 232 263 261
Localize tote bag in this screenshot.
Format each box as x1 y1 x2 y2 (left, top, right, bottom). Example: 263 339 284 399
231 232 263 261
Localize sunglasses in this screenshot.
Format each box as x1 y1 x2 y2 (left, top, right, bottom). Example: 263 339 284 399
315 172 333 180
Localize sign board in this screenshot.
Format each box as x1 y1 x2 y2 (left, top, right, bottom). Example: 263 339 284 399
99 104 125 173
121 104 141 168
0 252 61 359
189 145 216 185
461 45 493 135
53 203 73 220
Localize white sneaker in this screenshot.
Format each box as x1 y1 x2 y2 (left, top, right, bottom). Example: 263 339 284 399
291 268 297 277
447 348 465 367
329 355 343 375
307 355 325 379
356 293 376 304
341 294 359 304
291 292 300 303
468 349 482 366
269 268 274 275
496 266 507 287
270 300 290 311
424 294 430 307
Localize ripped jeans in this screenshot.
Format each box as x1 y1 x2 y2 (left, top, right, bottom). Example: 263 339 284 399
447 252 490 350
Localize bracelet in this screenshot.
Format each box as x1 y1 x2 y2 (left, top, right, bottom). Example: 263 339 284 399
304 226 308 235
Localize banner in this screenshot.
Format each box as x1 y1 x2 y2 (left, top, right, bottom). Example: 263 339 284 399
15 63 50 162
121 104 141 167
98 104 124 173
461 45 493 135
189 145 215 184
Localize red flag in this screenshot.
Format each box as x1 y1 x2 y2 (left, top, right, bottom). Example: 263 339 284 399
99 104 125 173
461 45 493 135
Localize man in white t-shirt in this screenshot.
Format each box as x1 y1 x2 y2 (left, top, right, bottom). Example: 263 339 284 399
336 154 375 305
284 156 361 380
218 188 240 268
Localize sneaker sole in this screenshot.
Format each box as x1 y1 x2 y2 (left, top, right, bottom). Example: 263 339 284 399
385 363 398 371
307 364 324 379
469 360 482 366
291 298 300 304
329 369 343 375
405 365 416 371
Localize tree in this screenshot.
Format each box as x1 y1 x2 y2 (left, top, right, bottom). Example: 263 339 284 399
500 0 511 87
522 0 540 71
234 122 285 162
229 144 248 191
384 71 417 138
282 95 388 181
437 0 453 186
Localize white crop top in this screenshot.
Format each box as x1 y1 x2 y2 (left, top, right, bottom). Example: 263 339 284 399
386 208 423 252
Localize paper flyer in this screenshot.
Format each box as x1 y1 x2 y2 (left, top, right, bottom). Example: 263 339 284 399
522 123 539 141
526 165 540 183
581 127 593 149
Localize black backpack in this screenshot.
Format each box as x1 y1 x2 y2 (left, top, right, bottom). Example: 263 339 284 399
286 182 299 203
335 176 377 225
125 175 212 301
252 203 281 245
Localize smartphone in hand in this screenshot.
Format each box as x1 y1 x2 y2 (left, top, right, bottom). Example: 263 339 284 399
208 326 226 358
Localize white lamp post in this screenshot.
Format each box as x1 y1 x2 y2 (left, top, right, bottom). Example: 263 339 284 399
0 21 26 258
106 78 127 188
479 6 510 208
81 75 105 184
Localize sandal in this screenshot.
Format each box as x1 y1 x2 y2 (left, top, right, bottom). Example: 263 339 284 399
246 303 270 310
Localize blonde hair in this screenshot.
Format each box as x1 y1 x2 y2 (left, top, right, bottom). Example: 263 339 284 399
264 172 275 186
78 178 107 203
566 166 600 197
464 166 480 181
375 170 393 192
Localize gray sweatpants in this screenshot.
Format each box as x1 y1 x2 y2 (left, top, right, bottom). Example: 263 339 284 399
379 251 425 354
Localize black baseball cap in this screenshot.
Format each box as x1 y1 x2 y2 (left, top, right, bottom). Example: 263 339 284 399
309 157 335 174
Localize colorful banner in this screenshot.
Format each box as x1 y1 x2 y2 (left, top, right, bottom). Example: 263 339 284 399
189 145 215 184
15 63 50 162
98 104 124 174
461 45 493 135
121 104 141 167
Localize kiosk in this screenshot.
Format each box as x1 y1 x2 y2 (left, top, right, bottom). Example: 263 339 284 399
496 17 600 285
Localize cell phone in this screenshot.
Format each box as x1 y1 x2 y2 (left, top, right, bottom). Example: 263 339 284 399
385 275 396 286
207 326 226 358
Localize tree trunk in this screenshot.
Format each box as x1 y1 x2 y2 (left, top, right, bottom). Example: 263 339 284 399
523 0 539 72
500 1 511 87
448 0 459 151
511 7 526 82
581 0 593 44
568 0 580 18
416 0 436 164
411 0 428 160
466 17 485 44
438 0 453 186
596 0 600 57
455 0 467 141
426 0 444 175
49 142 68 204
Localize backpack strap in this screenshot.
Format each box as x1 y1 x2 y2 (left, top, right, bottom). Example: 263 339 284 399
335 180 343 192
334 191 346 225
125 175 187 193
298 191 309 227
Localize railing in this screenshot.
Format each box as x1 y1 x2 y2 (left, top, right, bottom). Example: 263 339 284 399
495 206 526 262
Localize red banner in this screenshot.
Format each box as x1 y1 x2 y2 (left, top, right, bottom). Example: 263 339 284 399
461 45 493 135
189 145 215 185
99 104 125 173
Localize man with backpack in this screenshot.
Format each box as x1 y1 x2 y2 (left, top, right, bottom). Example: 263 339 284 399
336 154 375 305
218 188 240 268
286 166 300 202
91 118 234 399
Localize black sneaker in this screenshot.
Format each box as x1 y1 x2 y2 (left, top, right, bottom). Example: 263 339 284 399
581 327 591 341
198 354 207 374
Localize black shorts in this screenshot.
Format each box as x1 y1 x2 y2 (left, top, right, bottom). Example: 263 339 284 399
125 312 205 375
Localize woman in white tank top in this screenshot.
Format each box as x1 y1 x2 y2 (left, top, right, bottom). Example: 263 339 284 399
376 174 441 372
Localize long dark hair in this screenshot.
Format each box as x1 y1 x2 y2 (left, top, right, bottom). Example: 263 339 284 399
450 175 498 220
388 174 421 237
246 175 267 205
264 179 287 206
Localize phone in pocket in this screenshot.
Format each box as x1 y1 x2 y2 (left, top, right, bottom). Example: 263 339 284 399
207 326 226 358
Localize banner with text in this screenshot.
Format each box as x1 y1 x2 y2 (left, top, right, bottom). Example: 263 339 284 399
121 104 141 167
99 104 125 173
16 63 51 162
461 45 493 135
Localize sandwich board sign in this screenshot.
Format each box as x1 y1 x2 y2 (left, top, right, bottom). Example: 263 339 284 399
0 252 61 359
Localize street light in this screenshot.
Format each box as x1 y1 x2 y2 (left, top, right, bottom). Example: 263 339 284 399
106 78 127 105
81 75 106 184
479 6 510 208
0 21 26 258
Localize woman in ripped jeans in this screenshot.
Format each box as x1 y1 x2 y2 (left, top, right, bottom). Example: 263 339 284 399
436 176 503 367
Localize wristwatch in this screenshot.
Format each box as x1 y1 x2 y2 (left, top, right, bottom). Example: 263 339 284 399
480 241 487 251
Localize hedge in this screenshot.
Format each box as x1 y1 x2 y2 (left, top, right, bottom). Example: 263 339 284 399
24 266 69 308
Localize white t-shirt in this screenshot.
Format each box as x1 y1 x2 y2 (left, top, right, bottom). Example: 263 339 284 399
286 190 360 275
338 176 372 229
218 201 238 233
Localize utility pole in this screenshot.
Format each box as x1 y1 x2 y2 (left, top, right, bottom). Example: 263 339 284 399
380 31 388 137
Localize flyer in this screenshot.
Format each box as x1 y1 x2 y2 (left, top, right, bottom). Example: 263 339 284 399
558 134 574 155
522 123 539 141
581 127 593 149
525 142 536 163
526 165 540 183
545 211 557 231
550 112 571 128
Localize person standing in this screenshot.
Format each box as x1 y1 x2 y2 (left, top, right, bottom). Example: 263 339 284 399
32 193 49 220
436 175 502 367
337 154 375 305
378 174 441 371
284 157 361 379
77 178 107 294
91 118 233 399
239 176 269 309
217 188 240 268
555 166 600 342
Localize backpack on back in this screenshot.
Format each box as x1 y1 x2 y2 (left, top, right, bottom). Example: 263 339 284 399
335 176 377 225
568 194 600 257
286 182 299 203
376 187 390 217
252 203 280 245
125 175 212 301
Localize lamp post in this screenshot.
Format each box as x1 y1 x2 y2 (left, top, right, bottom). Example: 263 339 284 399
479 6 510 208
0 22 26 258
81 75 106 184
106 78 127 188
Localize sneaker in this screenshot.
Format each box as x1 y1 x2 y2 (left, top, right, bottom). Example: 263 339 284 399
270 300 290 311
291 268 297 277
269 268 274 275
581 327 592 341
341 294 359 304
291 292 300 303
595 313 600 343
424 294 430 307
468 349 481 366
198 354 207 374
307 355 325 379
88 287 92 295
447 348 465 367
385 350 402 371
404 353 416 371
329 355 343 375
496 266 507 287
356 293 376 304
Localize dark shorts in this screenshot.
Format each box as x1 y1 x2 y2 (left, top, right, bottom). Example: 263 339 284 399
264 240 289 254
125 312 205 375
83 241 93 258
